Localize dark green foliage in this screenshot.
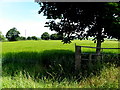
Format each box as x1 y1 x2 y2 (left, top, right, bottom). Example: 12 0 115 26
19 36 26 40
27 36 32 40
41 32 50 40
27 36 39 40
50 33 58 40
38 2 120 54
50 33 63 40
6 27 20 41
38 2 120 41
0 31 6 41
31 36 38 40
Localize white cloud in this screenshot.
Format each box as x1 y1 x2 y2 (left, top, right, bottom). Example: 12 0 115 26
0 18 56 37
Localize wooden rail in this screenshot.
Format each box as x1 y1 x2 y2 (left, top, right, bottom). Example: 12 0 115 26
76 45 120 49
75 44 120 71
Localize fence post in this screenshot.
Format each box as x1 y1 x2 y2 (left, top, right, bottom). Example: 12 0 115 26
75 44 81 71
89 54 92 63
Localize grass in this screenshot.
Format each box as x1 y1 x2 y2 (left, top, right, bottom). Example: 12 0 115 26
2 40 119 53
2 63 119 88
2 40 120 88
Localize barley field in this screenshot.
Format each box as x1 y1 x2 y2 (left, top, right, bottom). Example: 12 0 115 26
1 40 119 88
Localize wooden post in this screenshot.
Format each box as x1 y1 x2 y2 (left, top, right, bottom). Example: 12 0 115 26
89 54 92 63
117 54 120 60
75 44 81 71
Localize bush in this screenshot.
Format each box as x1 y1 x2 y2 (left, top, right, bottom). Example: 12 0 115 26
31 36 38 40
41 32 50 40
27 36 39 40
27 36 32 40
18 36 26 40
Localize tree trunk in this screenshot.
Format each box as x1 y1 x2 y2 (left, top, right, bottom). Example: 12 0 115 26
96 38 102 61
96 38 101 55
95 17 102 59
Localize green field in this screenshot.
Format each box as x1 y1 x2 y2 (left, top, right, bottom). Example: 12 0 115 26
2 40 119 53
2 40 119 88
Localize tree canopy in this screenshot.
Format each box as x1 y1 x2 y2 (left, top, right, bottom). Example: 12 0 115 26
19 36 26 40
27 36 32 40
38 2 120 54
31 36 38 40
41 32 50 40
50 33 63 40
6 27 20 41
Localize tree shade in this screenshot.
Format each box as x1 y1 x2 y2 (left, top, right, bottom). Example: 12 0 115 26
38 2 120 54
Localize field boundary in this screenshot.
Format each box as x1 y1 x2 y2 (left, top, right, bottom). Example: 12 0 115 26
75 43 120 70
76 45 120 49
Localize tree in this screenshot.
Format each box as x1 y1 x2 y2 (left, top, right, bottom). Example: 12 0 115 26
6 27 20 41
38 2 120 54
27 36 32 40
0 31 6 41
31 36 38 40
27 36 39 40
19 36 26 40
50 33 58 40
57 33 64 40
50 33 63 40
41 32 50 40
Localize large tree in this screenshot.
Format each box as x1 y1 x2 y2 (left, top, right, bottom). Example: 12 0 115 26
41 32 50 40
6 27 20 41
38 2 120 54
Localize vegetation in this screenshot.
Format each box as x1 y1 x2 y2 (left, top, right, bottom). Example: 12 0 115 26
27 36 32 40
4 28 41 41
6 27 20 41
2 40 119 88
19 36 26 40
41 32 50 40
50 33 63 40
26 36 40 40
38 2 120 54
1 2 119 88
0 31 6 41
31 36 39 40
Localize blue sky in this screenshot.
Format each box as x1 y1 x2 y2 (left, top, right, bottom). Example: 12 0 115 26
0 0 55 37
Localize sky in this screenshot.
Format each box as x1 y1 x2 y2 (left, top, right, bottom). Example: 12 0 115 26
0 0 56 37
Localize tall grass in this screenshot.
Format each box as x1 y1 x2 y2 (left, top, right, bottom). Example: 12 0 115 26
2 64 119 88
2 40 119 88
0 42 2 89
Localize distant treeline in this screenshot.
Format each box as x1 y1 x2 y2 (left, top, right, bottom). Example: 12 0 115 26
0 27 119 42
0 27 63 41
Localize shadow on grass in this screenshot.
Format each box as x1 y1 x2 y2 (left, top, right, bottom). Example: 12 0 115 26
2 50 119 82
2 50 74 79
